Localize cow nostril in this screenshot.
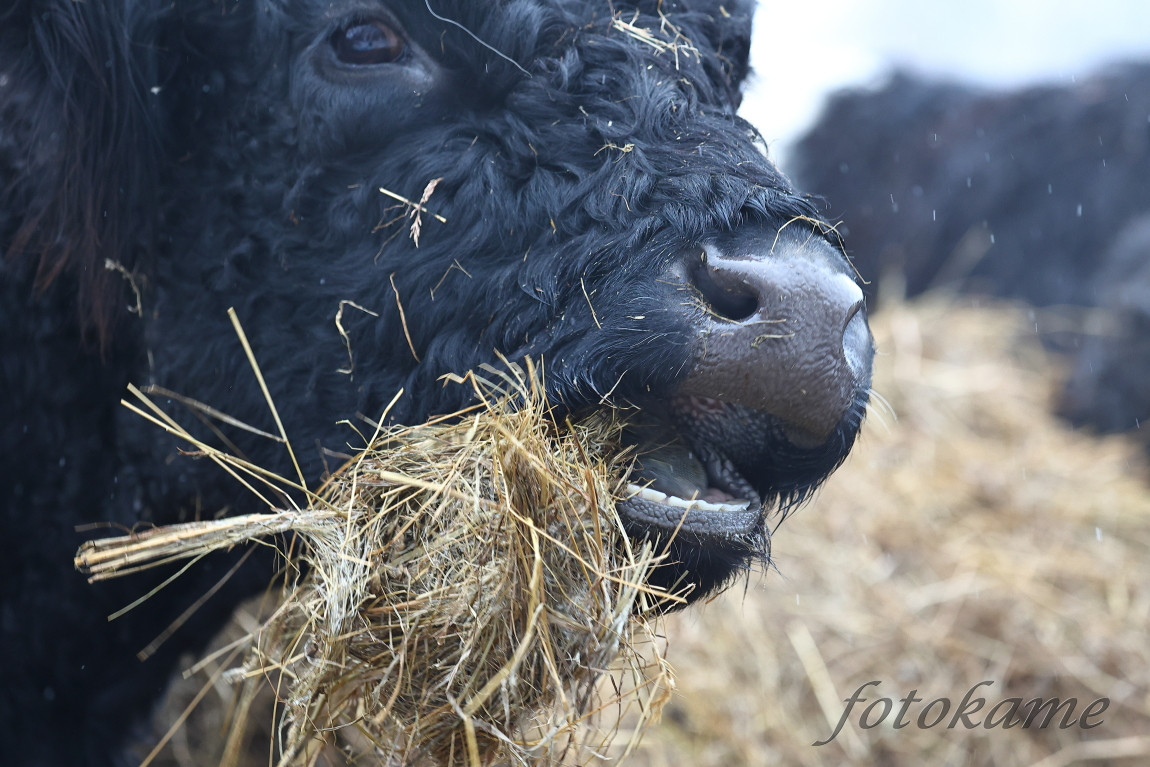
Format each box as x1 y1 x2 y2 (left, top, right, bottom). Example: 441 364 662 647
678 236 874 442
690 253 759 322
843 303 871 378
844 297 864 332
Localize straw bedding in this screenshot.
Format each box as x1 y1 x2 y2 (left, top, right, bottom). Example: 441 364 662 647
626 297 1150 766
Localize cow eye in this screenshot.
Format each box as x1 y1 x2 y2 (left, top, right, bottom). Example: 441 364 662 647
331 20 406 66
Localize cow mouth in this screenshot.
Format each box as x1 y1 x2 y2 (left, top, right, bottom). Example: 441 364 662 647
618 395 779 543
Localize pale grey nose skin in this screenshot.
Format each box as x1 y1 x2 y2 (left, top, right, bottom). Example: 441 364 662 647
680 227 873 443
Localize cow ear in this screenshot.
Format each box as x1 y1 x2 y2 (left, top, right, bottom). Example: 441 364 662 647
706 0 756 92
2 1 172 348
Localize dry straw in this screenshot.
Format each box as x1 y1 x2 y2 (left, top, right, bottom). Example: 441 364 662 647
623 297 1150 766
77 361 676 767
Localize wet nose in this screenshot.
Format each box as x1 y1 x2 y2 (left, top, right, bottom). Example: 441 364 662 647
679 228 873 443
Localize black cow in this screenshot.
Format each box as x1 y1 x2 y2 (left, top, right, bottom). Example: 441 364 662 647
791 64 1150 433
1059 213 1150 432
0 1 874 763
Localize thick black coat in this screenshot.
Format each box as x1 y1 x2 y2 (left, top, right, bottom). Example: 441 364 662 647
792 64 1150 433
0 2 872 764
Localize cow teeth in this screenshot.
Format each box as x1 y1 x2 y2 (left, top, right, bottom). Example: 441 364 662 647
626 483 751 513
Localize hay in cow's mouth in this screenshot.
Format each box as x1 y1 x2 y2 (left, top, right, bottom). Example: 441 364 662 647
75 364 675 767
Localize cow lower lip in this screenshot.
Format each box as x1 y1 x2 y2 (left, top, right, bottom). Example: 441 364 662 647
617 409 766 538
619 486 765 538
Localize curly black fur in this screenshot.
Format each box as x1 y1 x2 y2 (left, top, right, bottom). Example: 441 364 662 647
1 2 869 763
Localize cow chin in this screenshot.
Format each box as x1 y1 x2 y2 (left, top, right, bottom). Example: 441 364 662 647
609 388 868 604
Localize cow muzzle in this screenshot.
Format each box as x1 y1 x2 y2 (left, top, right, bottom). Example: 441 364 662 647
619 224 875 542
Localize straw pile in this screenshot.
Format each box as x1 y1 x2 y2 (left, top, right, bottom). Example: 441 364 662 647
78 364 674 767
618 296 1150 766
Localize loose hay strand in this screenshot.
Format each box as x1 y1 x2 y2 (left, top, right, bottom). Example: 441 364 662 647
228 308 308 492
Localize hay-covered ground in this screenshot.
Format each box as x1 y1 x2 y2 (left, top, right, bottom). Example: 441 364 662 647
145 297 1150 766
613 297 1150 767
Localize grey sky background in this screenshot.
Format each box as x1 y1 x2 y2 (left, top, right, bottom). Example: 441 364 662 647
741 0 1150 162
